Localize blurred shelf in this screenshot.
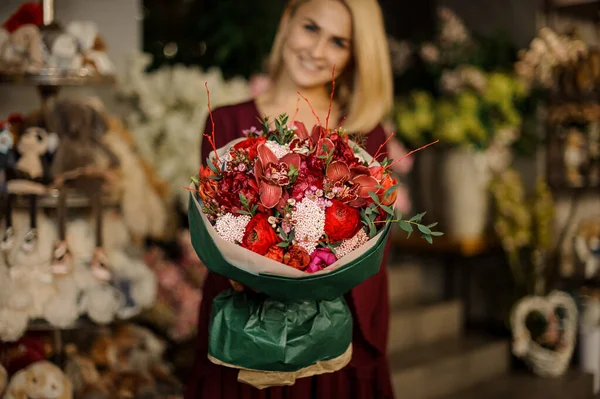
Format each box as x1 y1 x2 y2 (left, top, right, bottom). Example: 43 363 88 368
0 69 116 87
392 231 499 257
27 317 98 332
5 189 120 210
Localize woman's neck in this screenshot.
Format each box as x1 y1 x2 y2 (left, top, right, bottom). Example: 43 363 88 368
266 71 332 111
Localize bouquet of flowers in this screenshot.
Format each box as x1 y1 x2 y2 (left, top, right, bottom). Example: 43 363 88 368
187 87 441 388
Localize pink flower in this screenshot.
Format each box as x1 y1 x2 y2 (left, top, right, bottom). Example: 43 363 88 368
306 248 337 273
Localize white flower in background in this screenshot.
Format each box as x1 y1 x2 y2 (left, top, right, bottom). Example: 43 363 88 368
516 27 588 91
119 53 251 209
420 43 440 64
389 37 413 73
438 7 470 46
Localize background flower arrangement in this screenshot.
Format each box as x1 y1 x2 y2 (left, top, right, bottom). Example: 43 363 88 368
391 7 534 163
118 53 251 210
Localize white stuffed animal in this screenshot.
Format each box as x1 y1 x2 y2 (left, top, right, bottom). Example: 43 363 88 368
66 21 114 75
4 361 73 399
47 33 82 71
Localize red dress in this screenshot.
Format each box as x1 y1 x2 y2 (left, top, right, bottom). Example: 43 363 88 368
184 100 395 399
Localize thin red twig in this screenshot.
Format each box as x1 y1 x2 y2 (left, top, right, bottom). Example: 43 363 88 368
337 116 347 130
204 82 220 167
325 65 336 131
297 92 322 127
291 98 300 126
370 133 395 165
385 140 439 171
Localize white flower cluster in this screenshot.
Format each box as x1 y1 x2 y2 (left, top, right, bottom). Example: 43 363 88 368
515 28 588 91
264 140 290 159
214 213 251 243
438 7 470 46
119 53 251 209
335 229 369 260
291 197 325 255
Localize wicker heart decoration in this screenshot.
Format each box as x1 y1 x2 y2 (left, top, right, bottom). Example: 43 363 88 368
510 290 578 378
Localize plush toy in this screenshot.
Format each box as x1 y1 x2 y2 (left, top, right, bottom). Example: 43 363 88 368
64 344 111 399
0 335 52 376
3 124 50 254
66 21 114 75
46 31 82 71
46 99 120 280
0 364 7 397
4 361 72 399
0 119 15 190
2 3 43 34
111 324 180 389
0 24 44 74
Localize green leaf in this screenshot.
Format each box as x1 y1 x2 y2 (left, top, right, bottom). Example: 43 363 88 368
422 234 433 244
399 221 413 238
237 210 251 215
369 221 377 238
410 212 427 223
190 176 200 185
431 231 444 237
395 211 403 220
381 205 395 216
239 193 248 206
368 191 380 204
417 225 432 235
384 183 402 198
277 241 290 248
427 222 439 228
207 160 219 174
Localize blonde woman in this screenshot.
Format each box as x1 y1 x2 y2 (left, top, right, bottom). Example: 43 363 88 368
186 1 396 397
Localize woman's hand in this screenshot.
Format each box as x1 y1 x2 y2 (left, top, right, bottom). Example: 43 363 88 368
229 279 260 293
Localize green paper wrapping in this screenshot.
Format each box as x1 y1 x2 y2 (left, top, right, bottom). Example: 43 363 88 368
188 190 390 301
208 290 352 372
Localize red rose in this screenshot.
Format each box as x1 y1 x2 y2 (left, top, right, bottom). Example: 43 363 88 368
265 245 284 263
242 213 281 255
283 245 311 270
324 200 361 242
233 136 266 160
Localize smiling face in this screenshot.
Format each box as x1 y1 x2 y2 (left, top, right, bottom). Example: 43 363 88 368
281 0 353 89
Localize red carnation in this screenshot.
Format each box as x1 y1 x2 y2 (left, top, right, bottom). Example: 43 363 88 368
242 214 281 255
324 199 361 242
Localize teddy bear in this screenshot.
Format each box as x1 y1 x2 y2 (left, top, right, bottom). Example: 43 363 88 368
45 99 120 280
63 344 111 399
3 361 72 399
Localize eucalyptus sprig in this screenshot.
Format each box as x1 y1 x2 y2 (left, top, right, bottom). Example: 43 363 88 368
365 189 444 244
236 193 259 217
264 113 296 145
277 228 296 248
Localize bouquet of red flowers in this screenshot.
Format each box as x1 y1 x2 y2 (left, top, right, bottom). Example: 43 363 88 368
188 89 441 388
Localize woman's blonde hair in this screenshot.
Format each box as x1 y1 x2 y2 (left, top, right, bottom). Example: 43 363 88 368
267 0 393 134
